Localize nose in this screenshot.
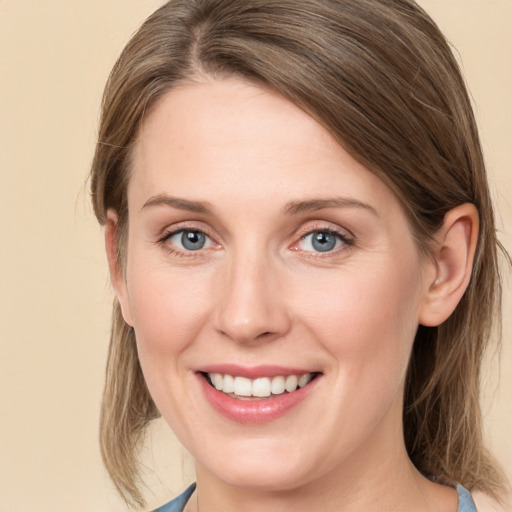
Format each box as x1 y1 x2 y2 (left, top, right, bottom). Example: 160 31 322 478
214 251 291 344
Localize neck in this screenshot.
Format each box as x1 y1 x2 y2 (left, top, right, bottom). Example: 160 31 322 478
191 461 426 512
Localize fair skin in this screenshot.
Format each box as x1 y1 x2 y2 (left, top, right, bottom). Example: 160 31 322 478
106 78 479 512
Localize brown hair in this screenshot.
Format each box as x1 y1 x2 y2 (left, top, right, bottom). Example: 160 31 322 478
90 0 508 507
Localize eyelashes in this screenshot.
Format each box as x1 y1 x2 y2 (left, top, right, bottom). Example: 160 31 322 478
157 223 354 259
292 227 353 254
166 230 215 252
158 227 219 259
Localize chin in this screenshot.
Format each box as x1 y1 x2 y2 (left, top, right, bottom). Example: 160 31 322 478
194 437 325 493
210 463 313 493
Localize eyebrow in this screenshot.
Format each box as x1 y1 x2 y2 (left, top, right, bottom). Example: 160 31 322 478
141 194 214 214
141 194 378 217
283 197 379 217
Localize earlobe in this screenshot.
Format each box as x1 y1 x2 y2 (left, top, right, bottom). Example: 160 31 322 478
105 209 134 327
419 203 479 327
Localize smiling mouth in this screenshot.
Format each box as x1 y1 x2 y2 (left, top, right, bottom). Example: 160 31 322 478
201 372 321 400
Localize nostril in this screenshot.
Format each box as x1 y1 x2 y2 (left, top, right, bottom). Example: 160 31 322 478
256 331 272 339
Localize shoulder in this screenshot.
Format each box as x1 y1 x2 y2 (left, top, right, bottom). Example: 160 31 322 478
471 491 511 512
151 483 196 512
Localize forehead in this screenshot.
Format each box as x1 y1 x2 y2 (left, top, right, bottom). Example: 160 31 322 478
128 78 397 218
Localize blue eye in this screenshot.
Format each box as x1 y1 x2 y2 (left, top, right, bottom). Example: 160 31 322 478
169 230 212 251
300 231 343 252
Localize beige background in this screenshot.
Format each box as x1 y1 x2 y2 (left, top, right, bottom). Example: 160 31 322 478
0 1 510 511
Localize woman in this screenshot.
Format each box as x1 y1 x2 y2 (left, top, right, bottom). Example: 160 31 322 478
90 1 509 511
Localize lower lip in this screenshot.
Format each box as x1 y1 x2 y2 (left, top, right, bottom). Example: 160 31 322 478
198 374 318 424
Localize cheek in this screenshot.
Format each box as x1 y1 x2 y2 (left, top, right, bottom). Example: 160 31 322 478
124 254 217 431
288 259 423 462
125 250 214 359
299 258 422 387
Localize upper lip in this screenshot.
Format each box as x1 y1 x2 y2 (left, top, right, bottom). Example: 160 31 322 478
196 364 320 379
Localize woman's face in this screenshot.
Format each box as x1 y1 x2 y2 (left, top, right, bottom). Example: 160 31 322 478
114 79 434 491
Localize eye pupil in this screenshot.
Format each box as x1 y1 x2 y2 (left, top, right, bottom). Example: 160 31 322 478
312 232 336 252
181 230 206 250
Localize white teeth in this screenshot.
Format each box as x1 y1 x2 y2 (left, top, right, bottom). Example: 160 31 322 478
285 375 298 392
234 376 252 396
252 377 271 397
223 374 235 393
206 372 315 398
298 374 313 388
212 373 223 390
271 375 285 395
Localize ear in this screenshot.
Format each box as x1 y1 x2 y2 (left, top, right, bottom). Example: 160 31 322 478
105 209 134 327
419 203 479 327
